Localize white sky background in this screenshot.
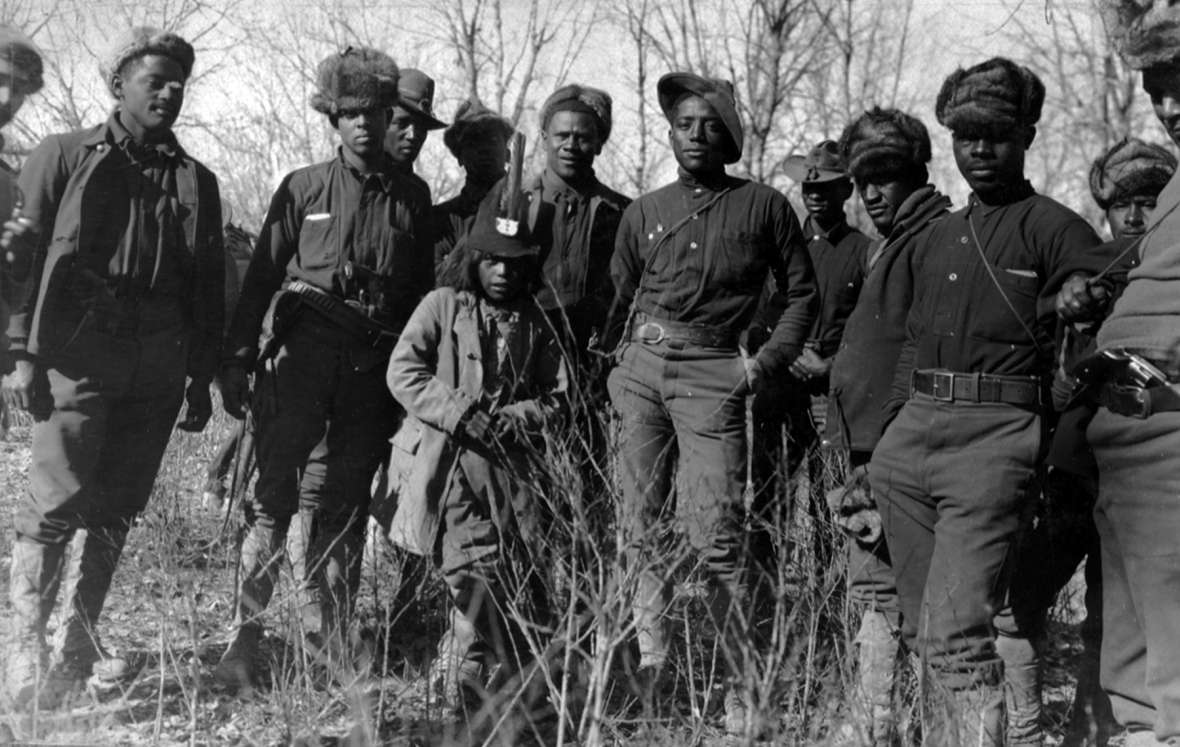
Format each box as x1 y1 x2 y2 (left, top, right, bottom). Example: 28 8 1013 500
6 0 1159 233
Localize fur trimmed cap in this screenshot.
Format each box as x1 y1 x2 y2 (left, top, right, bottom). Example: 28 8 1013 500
1102 0 1180 70
784 140 849 183
540 84 613 142
839 107 932 181
657 72 744 164
935 57 1045 133
102 27 194 97
443 98 514 157
0 27 43 94
1089 137 1177 208
309 47 399 116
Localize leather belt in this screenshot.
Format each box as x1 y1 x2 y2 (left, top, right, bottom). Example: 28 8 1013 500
1099 382 1180 418
910 369 1043 406
630 312 738 349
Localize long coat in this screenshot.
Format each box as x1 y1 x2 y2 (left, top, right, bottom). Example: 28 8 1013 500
383 286 568 556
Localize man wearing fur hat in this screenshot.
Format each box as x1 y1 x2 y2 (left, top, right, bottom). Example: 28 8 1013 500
215 47 432 692
823 106 952 745
433 98 512 275
870 57 1106 744
747 140 870 579
0 27 224 707
1065 5 1180 742
608 71 817 737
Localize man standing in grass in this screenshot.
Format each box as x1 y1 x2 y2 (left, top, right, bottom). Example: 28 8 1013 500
608 71 816 737
1 28 224 707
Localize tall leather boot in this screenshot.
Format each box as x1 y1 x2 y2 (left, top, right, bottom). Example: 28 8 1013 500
53 526 138 695
997 631 1044 746
3 539 66 708
214 524 283 694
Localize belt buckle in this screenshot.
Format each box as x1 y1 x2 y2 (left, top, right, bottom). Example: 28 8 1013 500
635 321 666 344
930 371 955 402
1106 383 1151 419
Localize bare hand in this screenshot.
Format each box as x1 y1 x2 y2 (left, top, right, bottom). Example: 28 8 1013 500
742 354 763 394
1 358 38 413
788 347 829 380
463 409 496 445
1056 273 1110 322
217 363 250 420
177 379 213 432
1 211 34 265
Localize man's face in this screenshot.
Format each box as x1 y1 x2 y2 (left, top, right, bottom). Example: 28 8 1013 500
386 105 428 166
857 177 918 234
802 179 853 226
478 254 530 302
0 63 28 129
544 110 602 183
669 95 729 175
336 105 390 160
951 127 1030 197
458 129 508 185
1143 64 1180 146
112 54 186 135
1106 192 1159 239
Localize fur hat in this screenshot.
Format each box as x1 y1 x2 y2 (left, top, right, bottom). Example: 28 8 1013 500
540 84 613 142
309 47 399 116
657 72 743 164
935 57 1045 133
0 26 43 94
784 140 849 184
443 98 514 157
839 107 932 181
102 27 194 97
1089 137 1177 208
1102 0 1180 70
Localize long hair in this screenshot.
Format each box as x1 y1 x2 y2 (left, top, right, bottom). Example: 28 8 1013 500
437 236 543 298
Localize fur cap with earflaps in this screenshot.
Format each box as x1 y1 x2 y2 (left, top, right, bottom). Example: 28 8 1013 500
443 98 514 157
935 56 1045 134
1102 0 1180 70
101 27 194 97
309 46 399 116
839 107 932 182
0 26 43 94
1089 137 1177 208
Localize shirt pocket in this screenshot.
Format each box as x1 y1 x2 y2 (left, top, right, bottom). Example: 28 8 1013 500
711 231 767 291
297 213 338 273
971 268 1040 344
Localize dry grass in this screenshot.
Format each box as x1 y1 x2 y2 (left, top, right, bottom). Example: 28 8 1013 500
0 395 1089 746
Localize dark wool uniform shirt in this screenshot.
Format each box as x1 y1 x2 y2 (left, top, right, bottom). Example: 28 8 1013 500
887 181 1104 415
432 182 486 276
827 185 951 454
228 150 432 366
802 215 871 357
610 170 818 374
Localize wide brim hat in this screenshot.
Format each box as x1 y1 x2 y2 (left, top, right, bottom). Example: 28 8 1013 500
657 72 743 164
784 140 850 183
396 68 446 130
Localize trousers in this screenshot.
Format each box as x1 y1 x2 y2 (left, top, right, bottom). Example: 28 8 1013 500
1088 408 1180 740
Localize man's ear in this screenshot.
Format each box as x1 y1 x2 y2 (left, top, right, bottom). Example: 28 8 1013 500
110 72 125 102
1023 125 1037 149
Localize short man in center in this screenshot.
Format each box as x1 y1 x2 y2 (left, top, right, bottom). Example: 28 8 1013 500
607 71 817 736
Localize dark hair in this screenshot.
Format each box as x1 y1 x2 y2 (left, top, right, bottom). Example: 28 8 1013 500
438 240 542 298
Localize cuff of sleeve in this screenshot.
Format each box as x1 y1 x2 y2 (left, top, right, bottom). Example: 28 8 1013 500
442 393 478 435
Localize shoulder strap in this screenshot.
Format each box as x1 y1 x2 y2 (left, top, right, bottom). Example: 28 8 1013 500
965 201 1045 356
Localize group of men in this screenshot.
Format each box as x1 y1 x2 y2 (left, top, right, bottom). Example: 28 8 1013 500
2 3 1180 745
